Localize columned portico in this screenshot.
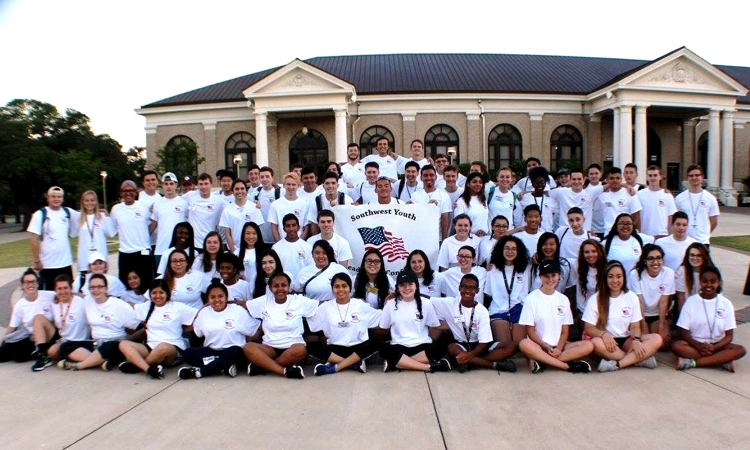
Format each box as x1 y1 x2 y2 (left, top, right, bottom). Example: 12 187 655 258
618 105 633 169
334 109 348 163
612 107 620 165
707 109 720 189
721 111 736 205
254 112 269 167
634 105 648 183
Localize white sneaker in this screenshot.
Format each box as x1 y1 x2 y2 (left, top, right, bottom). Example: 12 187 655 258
597 359 619 373
635 356 657 369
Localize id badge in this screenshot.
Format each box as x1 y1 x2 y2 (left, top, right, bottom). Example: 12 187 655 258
454 316 464 324
338 321 349 328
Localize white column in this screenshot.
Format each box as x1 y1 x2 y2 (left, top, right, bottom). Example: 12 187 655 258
619 106 633 168
634 105 648 184
254 112 269 168
720 111 734 189
334 108 348 163
707 110 720 189
612 108 620 167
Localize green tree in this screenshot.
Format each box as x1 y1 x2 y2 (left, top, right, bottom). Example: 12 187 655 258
154 140 204 178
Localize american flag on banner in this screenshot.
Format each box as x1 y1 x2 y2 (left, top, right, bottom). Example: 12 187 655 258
357 226 410 262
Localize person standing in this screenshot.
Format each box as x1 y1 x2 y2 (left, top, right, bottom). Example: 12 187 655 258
138 170 163 253
341 143 366 187
636 166 677 239
150 172 188 270
361 136 399 182
184 173 226 249
674 164 719 246
111 180 153 287
411 164 452 240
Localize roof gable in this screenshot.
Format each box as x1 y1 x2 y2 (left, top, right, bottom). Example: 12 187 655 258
243 59 356 101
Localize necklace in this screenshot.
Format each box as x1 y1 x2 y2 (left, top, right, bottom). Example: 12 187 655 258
458 301 477 343
701 297 718 342
336 301 350 327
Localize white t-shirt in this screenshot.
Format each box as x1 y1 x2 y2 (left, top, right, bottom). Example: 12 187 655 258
361 154 399 180
411 189 452 238
628 267 676 317
677 294 736 344
52 296 90 341
138 191 163 245
378 297 440 347
605 236 642 274
254 186 280 244
431 296 492 344
515 231 541 258
437 236 479 269
110 201 151 254
238 248 258 290
293 263 349 301
223 279 251 302
636 188 677 236
349 181 378 204
246 294 319 348
307 299 381 346
151 196 188 255
582 291 642 338
307 233 353 265
341 162 366 186
135 301 197 350
516 193 558 233
75 273 127 299
271 239 314 279
485 265 531 315
478 237 498 267
185 192 226 248
360 276 396 309
219 201 264 250
519 289 574 346
586 184 605 233
549 188 597 231
267 196 313 240
654 235 697 272
392 180 424 202
454 196 491 236
193 303 260 349
76 213 115 270
309 194 354 224
571 261 597 313
594 189 642 235
121 290 149 305
9 291 55 334
418 272 442 298
674 190 720 244
487 188 516 228
675 266 700 296
164 270 210 310
439 266 486 303
555 226 589 260
191 254 219 279
27 207 79 268
85 296 140 341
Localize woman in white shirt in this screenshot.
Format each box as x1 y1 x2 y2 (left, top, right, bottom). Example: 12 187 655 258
582 261 662 372
378 271 451 373
403 250 442 297
73 251 127 299
603 213 643 274
252 249 286 298
454 173 490 237
162 249 210 310
76 190 115 276
353 249 394 310
293 240 348 301
675 243 715 311
121 270 149 305
156 222 197 277
573 240 606 315
628 244 675 348
119 279 198 379
217 253 250 303
478 215 509 267
178 279 261 379
673 266 746 372
307 273 382 376
58 274 140 371
0 269 54 364
528 232 573 293
437 214 479 270
192 231 223 279
243 272 319 379
237 221 266 291
439 246 486 303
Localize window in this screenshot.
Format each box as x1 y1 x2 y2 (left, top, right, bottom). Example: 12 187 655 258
550 125 583 172
488 124 522 173
225 132 256 175
424 124 459 164
359 126 395 159
289 129 329 176
163 135 199 176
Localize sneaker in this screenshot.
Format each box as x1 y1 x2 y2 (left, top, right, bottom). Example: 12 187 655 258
314 363 337 376
635 356 658 369
284 365 305 379
676 358 695 371
429 358 451 373
224 364 238 378
597 359 619 373
528 360 544 374
178 366 201 379
118 362 141 374
495 359 518 373
101 360 115 372
719 361 737 373
567 360 591 374
350 360 366 374
456 362 469 373
57 360 78 370
147 364 164 379
31 356 54 372
247 363 267 376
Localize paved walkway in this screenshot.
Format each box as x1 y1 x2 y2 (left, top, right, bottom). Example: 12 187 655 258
1 212 749 448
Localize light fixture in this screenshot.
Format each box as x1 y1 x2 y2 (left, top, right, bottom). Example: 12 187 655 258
100 171 108 210
301 111 308 135
233 154 242 178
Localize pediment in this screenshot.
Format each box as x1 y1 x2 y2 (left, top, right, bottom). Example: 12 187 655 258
243 59 356 100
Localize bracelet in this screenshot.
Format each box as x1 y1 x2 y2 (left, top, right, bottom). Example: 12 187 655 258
633 336 642 341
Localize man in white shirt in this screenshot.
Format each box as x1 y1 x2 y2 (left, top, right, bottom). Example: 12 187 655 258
368 177 403 205
150 172 188 269
111 180 153 286
435 154 466 188
655 212 697 271
391 139 431 175
341 143 366 187
593 167 642 235
307 209 353 268
184 173 227 248
555 207 593 259
513 157 556 194
515 167 558 233
214 169 235 204
637 165 677 239
138 170 163 252
674 164 719 246
310 172 354 232
443 165 465 235
298 167 323 203
28 186 79 289
271 214 313 279
246 164 261 190
585 164 606 236
624 163 646 192
361 136 398 181
549 169 597 232
392 161 423 202
411 164 451 240
350 162 380 205
254 166 281 244
268 172 313 241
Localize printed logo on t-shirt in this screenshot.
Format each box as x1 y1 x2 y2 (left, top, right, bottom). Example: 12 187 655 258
297 251 305 260
285 311 294 320
207 204 215 212
103 314 113 323
617 200 626 208
425 285 436 294
580 197 587 205
716 308 726 320
162 312 172 321
700 201 707 208
174 206 183 213
515 274 524 284
414 312 423 322
135 210 143 218
245 214 253 221
41 306 51 314
658 199 666 208
94 220 101 228
351 313 360 323
186 285 195 294
293 209 301 217
224 319 235 329
658 284 666 294
556 306 566 316
621 307 633 318
67 313 76 322
604 202 613 208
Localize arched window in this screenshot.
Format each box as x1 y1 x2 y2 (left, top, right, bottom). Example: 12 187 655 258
289 129 329 176
163 135 199 177
224 132 256 174
488 124 522 173
550 125 583 172
424 124 460 164
359 126 395 159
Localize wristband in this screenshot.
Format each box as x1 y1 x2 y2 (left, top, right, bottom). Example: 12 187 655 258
633 336 642 341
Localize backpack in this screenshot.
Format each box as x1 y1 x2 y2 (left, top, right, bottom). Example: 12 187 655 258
253 186 280 201
315 193 345 212
39 206 72 241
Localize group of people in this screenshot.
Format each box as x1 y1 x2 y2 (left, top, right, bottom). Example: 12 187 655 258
0 139 745 378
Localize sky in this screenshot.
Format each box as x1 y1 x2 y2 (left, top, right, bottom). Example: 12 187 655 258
1 0 749 151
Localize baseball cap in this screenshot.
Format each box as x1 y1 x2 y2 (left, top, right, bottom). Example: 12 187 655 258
396 270 418 285
162 172 177 183
88 251 107 265
182 176 194 185
46 186 64 197
539 260 561 275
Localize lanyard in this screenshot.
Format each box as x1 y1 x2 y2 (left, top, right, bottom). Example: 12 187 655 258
85 215 97 248
533 194 545 220
59 301 71 331
459 301 477 343
701 298 718 342
501 266 516 310
689 191 704 228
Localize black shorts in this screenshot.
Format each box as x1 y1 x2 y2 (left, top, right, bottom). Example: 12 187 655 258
644 316 660 325
614 337 629 348
58 340 95 359
145 343 183 355
324 341 378 361
96 340 123 360
380 342 439 368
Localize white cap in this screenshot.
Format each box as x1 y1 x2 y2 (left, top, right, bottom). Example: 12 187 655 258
88 251 106 265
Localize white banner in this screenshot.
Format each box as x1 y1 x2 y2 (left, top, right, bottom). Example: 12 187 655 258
332 204 440 277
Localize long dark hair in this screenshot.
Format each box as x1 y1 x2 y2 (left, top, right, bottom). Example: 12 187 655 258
531 232 568 282
312 240 336 265
253 249 284 297
201 231 224 273
680 242 714 294
635 244 664 278
595 261 628 330
603 213 643 256
577 239 605 298
459 172 487 207
164 249 189 292
144 279 171 325
353 249 390 309
126 270 147 295
394 270 423 320
404 250 435 286
167 222 196 266
238 221 264 262
489 235 529 272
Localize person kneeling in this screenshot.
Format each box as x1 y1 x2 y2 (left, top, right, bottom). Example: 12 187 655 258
518 261 593 374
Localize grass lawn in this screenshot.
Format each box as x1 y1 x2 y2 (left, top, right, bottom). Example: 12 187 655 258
711 235 750 253
0 238 119 270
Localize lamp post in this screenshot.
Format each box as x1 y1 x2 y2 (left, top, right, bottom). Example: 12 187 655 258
100 171 108 210
447 146 457 166
233 154 242 178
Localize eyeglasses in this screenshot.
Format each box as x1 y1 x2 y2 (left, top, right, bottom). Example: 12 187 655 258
22 280 37 285
646 256 663 262
618 222 634 227
459 284 478 291
688 253 702 258
457 254 473 260
89 285 106 289
503 247 517 252
171 259 187 264
364 259 381 266
493 224 509 229
120 189 137 194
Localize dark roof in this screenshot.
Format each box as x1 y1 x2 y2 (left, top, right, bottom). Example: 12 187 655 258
142 53 750 108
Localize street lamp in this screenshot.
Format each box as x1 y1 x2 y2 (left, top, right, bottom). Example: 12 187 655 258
447 146 457 166
100 171 108 210
233 154 242 178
